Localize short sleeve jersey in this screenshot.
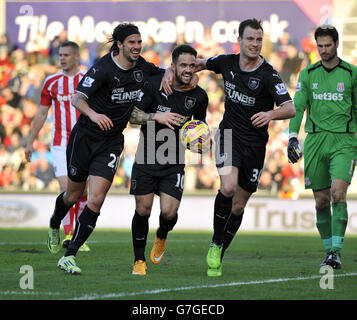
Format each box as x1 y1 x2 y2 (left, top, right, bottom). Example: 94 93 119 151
40 70 84 147
206 54 292 146
134 74 209 176
290 59 357 135
75 52 164 137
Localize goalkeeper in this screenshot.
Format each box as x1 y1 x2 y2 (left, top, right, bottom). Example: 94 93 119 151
288 24 357 269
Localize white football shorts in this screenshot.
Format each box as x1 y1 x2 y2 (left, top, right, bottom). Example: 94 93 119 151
51 145 67 178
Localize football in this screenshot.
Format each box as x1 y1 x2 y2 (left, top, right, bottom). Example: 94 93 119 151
180 119 210 153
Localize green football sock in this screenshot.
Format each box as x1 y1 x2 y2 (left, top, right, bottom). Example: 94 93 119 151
316 205 332 253
331 202 348 254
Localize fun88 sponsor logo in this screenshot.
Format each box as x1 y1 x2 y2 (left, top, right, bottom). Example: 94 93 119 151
312 92 343 101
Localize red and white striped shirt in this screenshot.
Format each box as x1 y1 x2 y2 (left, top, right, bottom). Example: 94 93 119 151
40 70 84 147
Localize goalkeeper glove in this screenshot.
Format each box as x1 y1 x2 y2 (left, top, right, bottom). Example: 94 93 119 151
287 137 302 163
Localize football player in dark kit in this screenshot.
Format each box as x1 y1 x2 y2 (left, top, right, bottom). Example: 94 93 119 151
162 19 295 276
47 23 185 274
130 45 209 275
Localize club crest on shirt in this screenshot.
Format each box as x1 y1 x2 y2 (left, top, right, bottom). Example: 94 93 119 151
133 70 143 82
248 77 260 90
184 96 196 109
337 82 344 92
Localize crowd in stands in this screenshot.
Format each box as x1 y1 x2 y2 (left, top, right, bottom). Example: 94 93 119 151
0 27 323 198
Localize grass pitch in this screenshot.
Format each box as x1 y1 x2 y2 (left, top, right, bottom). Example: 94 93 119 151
0 228 357 300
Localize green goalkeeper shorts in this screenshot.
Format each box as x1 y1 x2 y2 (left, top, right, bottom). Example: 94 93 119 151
303 132 357 190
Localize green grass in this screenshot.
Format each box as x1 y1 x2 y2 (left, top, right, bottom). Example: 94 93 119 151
0 228 357 300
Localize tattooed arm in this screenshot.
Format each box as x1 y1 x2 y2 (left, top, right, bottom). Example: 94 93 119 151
129 107 156 124
71 92 113 131
130 106 185 130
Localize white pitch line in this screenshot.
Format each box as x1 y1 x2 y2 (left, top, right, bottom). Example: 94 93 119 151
1 272 356 299
72 272 357 300
0 290 62 296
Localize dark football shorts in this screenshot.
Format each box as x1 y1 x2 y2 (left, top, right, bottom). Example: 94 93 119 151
130 164 185 201
66 124 124 183
214 128 266 193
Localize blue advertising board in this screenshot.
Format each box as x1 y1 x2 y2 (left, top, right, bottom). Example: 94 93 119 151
6 1 332 51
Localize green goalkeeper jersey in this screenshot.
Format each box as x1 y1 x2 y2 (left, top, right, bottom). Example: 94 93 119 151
289 59 357 135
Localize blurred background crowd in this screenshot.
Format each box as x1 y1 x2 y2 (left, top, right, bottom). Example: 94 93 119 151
0 27 335 198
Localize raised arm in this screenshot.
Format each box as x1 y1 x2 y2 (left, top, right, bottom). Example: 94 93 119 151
160 58 208 95
194 58 208 73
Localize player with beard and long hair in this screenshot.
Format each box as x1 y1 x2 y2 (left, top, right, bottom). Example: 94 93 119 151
47 23 184 274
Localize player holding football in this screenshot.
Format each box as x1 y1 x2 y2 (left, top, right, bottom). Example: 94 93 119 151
288 25 357 269
25 41 90 252
162 18 296 277
130 45 208 275
47 23 184 274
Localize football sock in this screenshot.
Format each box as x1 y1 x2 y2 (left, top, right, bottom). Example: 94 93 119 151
221 211 244 260
50 192 73 229
132 211 149 262
65 205 98 257
75 195 88 219
331 202 348 254
212 190 232 246
156 213 178 239
315 205 332 253
62 207 75 236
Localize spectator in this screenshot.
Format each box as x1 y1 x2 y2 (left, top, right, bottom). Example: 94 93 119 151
274 31 295 61
280 45 304 89
34 158 56 188
258 170 273 193
25 31 50 64
20 165 45 191
301 28 319 64
1 87 22 109
196 163 219 190
49 30 67 65
31 141 53 164
194 27 224 59
0 144 10 171
0 33 15 56
79 43 97 69
0 165 16 188
142 36 165 67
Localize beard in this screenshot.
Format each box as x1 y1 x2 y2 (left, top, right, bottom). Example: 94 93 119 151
321 50 337 62
122 46 139 63
175 70 192 86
